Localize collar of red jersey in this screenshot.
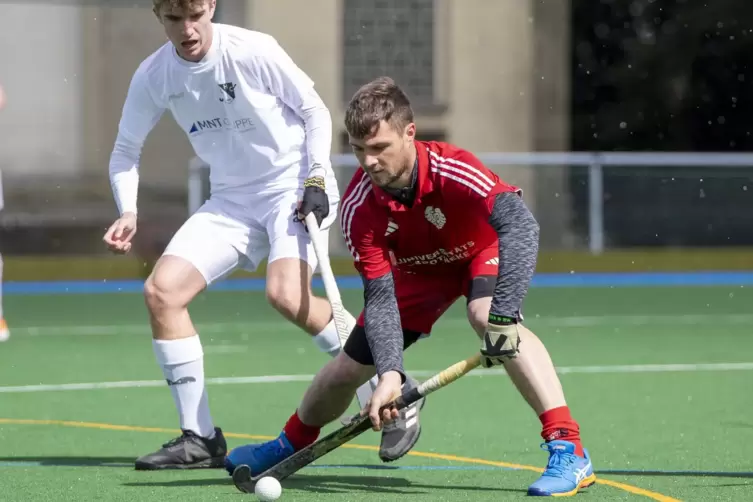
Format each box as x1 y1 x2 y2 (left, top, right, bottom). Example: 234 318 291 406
372 141 435 210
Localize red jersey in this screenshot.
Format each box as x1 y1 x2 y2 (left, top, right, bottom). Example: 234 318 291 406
340 140 520 280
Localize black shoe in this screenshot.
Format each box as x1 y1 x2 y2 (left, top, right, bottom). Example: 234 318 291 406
379 376 425 462
134 427 227 470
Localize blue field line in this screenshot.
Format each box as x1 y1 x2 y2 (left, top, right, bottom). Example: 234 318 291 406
5 271 753 295
309 464 517 472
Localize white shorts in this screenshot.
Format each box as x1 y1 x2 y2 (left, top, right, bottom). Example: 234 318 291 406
162 191 337 285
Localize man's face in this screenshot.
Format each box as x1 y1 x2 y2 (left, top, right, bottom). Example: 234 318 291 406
349 120 416 189
155 0 216 62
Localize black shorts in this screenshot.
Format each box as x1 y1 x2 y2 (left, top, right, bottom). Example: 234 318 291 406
343 325 425 366
343 274 496 366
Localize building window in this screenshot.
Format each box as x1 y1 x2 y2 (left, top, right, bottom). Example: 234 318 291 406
342 0 435 108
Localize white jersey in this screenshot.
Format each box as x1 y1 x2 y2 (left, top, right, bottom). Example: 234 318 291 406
109 24 336 215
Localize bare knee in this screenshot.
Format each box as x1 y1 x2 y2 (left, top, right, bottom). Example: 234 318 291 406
143 275 174 312
266 258 311 318
144 257 205 313
467 297 492 338
266 280 305 318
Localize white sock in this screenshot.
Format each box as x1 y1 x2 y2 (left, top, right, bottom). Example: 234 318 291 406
312 311 379 409
311 317 346 358
152 336 215 438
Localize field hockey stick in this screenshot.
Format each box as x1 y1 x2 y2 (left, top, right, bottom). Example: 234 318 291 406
305 213 350 346
232 353 482 493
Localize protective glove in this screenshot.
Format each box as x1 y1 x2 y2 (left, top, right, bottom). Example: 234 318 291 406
479 313 521 368
297 164 329 228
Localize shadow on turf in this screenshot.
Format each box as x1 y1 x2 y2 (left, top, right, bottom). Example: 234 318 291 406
124 473 524 495
5 457 751 485
599 469 753 479
0 456 134 467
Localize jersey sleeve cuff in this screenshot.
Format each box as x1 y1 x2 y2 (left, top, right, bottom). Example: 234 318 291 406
307 164 328 179
377 366 407 384
359 263 393 281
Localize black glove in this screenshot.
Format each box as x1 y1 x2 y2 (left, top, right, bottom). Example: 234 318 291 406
479 313 521 368
298 166 329 228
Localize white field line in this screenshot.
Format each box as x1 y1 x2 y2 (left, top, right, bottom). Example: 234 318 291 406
0 362 751 394
12 313 753 337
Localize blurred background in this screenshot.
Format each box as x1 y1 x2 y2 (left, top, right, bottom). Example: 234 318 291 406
1 0 753 281
2 5 753 499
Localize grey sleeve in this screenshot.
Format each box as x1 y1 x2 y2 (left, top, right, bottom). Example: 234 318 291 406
362 272 406 381
487 192 540 318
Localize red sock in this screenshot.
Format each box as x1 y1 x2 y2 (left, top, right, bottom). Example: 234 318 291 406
283 411 321 451
539 406 584 457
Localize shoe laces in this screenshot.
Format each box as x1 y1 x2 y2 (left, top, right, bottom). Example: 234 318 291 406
162 430 198 449
257 437 290 457
541 443 576 478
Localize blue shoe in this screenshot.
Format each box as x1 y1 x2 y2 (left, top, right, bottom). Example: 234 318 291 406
527 440 596 496
224 432 295 476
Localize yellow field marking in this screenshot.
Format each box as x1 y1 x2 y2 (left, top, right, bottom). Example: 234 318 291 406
0 418 680 501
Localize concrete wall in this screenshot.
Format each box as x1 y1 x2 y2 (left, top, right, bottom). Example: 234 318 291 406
1 0 573 246
80 3 193 190
246 0 573 246
0 3 84 176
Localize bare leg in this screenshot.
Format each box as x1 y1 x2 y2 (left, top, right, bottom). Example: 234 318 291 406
144 255 206 340
143 255 216 438
297 352 376 426
266 257 379 407
135 254 227 470
467 297 567 414
265 257 333 335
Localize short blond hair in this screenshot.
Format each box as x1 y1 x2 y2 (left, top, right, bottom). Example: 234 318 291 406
153 0 208 13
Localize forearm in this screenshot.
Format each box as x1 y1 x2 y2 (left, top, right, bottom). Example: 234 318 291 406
108 135 141 216
107 69 162 217
488 192 540 319
298 90 333 179
362 272 405 380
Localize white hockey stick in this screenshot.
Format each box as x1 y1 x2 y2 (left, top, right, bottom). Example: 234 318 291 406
305 213 350 345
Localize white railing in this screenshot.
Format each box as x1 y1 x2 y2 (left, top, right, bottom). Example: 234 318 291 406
188 152 753 254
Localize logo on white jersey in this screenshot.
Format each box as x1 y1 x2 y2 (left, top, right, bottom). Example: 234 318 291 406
424 206 446 229
218 82 236 103
188 117 255 135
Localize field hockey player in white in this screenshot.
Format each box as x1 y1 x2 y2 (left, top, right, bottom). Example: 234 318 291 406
101 0 416 470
